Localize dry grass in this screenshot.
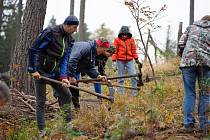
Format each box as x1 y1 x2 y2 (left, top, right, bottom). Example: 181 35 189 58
70 57 209 139
6 57 209 139
142 58 181 76
69 58 185 139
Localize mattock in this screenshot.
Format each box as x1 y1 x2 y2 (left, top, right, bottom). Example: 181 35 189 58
40 76 113 102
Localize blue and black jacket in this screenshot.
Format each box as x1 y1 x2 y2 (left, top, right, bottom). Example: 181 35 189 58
68 40 100 78
28 25 74 79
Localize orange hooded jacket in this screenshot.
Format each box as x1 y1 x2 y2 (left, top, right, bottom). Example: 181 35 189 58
112 26 138 62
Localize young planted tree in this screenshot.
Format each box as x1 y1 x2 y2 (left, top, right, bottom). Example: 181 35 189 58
10 0 47 93
124 1 168 134
125 0 167 85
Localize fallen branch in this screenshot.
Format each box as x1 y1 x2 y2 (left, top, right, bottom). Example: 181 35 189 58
17 97 36 112
0 118 15 126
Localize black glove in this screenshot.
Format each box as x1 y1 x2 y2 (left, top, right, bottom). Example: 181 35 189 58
135 59 141 64
135 59 142 68
81 72 86 77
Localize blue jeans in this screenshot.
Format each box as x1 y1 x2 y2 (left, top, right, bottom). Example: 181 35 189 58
94 83 102 94
116 60 138 96
181 66 210 129
94 82 115 97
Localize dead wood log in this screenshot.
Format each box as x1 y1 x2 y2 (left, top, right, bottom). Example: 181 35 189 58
17 97 36 112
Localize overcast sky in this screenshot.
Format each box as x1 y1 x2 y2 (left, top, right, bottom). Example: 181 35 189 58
43 0 210 47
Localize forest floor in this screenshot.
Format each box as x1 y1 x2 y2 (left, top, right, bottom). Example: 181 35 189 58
0 58 209 140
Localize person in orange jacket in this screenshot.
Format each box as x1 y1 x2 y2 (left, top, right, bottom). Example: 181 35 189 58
112 26 141 96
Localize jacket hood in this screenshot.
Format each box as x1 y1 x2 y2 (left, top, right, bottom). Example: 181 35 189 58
50 25 68 36
193 20 210 28
88 40 96 48
118 26 132 39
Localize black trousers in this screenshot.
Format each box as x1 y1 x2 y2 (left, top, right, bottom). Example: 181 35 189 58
35 78 72 131
70 84 80 109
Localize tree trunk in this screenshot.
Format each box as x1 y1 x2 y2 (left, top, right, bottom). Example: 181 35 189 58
0 0 3 33
189 0 194 25
177 22 183 55
17 0 23 32
10 0 47 94
78 0 86 41
10 0 23 67
70 0 74 15
165 25 170 60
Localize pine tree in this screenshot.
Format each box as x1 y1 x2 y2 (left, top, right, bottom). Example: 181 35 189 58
0 0 19 72
10 0 47 93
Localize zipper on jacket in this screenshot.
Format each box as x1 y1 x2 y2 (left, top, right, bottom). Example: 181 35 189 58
61 38 66 58
51 59 57 72
43 58 46 65
124 40 128 61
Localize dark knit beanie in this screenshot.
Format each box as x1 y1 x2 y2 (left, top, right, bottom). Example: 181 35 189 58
63 15 79 25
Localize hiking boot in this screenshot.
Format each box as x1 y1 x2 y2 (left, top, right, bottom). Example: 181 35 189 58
73 100 80 109
179 124 195 133
97 96 102 101
107 94 114 103
197 126 210 135
72 107 80 119
38 130 47 138
64 122 73 131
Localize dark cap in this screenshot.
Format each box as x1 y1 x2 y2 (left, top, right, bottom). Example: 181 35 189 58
63 15 79 25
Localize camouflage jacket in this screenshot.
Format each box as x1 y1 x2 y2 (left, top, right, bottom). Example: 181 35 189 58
178 20 210 68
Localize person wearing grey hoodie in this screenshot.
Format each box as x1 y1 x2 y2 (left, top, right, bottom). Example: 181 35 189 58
178 15 210 132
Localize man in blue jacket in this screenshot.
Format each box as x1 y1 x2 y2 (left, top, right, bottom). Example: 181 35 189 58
68 38 110 108
28 15 79 137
